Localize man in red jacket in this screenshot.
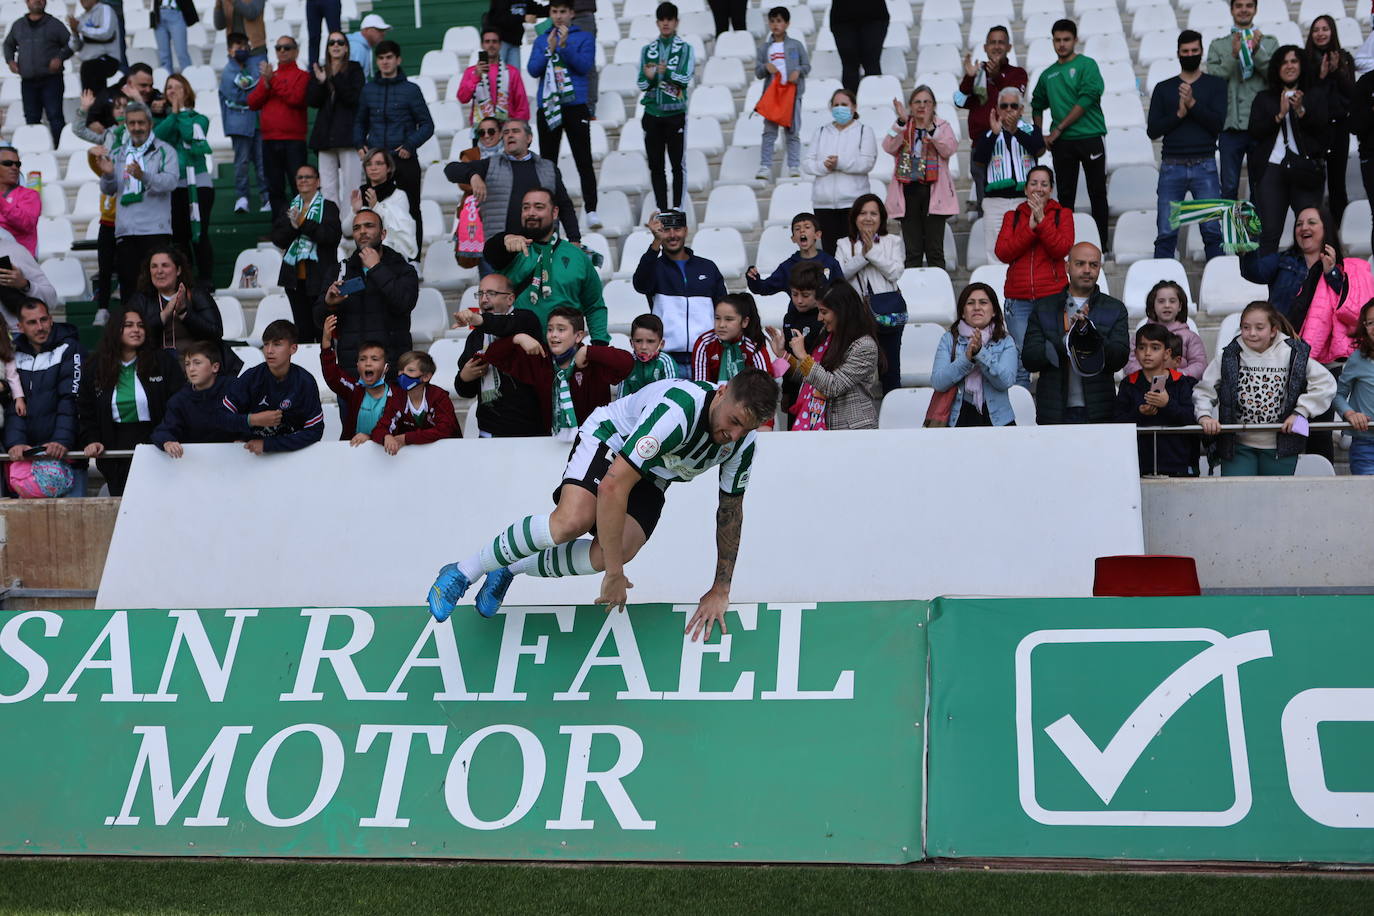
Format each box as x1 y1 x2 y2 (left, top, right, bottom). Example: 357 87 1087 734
993 163 1073 387
248 35 309 216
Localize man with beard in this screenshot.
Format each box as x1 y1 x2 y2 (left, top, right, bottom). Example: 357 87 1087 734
443 119 580 244
480 186 607 344
315 208 419 370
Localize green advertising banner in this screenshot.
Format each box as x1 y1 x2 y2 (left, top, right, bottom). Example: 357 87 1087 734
0 602 923 863
926 597 1374 862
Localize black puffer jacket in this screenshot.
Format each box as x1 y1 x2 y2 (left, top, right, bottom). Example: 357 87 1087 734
4 322 84 449
307 61 364 151
78 347 185 448
312 244 419 369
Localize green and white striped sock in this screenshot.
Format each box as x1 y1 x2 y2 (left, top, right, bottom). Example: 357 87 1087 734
458 514 555 580
509 539 597 578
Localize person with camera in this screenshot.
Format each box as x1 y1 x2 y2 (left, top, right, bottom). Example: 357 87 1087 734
455 28 531 139
315 208 418 371
632 209 727 375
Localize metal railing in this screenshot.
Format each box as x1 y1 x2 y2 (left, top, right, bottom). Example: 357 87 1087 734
1135 421 1356 477
0 450 136 462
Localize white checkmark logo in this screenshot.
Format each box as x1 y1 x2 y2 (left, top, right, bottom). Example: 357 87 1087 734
1016 627 1273 827
1044 630 1273 804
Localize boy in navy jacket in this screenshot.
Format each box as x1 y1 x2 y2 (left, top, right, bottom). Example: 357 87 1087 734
222 320 325 453
152 341 245 456
1114 324 1199 476
746 212 840 297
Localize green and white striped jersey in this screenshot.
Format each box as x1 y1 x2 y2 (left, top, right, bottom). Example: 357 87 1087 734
584 380 756 494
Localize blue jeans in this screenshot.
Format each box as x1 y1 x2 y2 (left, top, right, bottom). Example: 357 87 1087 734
500 42 521 69
305 0 341 66
155 6 192 73
1003 297 1034 389
760 104 801 169
1156 158 1223 260
231 134 269 205
1350 436 1374 475
21 74 64 146
1218 129 1255 201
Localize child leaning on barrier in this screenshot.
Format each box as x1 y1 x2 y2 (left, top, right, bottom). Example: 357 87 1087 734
320 314 393 444
221 320 325 454
370 350 460 453
1192 301 1336 477
1334 299 1374 475
1114 323 1199 477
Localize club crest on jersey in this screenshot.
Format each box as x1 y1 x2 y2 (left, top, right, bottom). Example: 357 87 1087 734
280 399 292 408
635 436 660 459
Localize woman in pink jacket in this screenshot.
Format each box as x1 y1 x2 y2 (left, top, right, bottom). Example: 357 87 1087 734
1301 246 1371 364
0 149 40 257
882 86 957 270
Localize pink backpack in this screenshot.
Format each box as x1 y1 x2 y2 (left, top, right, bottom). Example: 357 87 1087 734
7 459 74 498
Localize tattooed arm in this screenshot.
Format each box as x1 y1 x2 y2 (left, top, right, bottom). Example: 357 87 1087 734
686 491 744 642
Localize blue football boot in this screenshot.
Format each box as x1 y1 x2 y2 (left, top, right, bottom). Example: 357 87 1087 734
474 566 514 618
427 563 471 622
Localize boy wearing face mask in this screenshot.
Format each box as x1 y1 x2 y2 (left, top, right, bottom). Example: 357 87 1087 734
482 306 633 439
320 314 392 443
1147 30 1227 261
370 350 460 453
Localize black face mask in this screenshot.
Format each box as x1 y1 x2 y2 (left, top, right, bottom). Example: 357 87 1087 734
1179 53 1202 72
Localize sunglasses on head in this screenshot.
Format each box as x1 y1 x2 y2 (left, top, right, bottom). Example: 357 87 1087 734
0 160 20 168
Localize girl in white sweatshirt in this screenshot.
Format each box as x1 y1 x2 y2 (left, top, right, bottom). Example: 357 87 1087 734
1193 301 1336 476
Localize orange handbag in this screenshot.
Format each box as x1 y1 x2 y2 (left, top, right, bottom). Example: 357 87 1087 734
754 75 797 129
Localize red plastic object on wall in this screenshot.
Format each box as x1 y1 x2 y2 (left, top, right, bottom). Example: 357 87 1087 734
1093 555 1202 597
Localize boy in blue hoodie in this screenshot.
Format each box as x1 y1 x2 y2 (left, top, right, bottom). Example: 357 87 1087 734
221 320 325 454
218 31 269 213
746 212 841 297
529 0 599 227
153 341 245 456
1114 323 1199 476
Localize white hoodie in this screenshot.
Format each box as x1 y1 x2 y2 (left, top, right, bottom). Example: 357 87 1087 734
803 119 878 209
1193 333 1336 450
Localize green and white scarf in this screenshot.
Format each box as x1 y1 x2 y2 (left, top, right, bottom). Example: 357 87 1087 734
541 46 576 131
644 35 690 109
986 122 1037 193
283 192 326 266
1169 199 1261 255
718 341 744 380
1233 27 1256 80
521 238 558 311
119 135 157 206
551 348 579 440
175 111 212 242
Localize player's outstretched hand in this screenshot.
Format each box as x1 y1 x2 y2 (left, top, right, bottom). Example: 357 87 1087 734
595 571 634 614
687 587 730 642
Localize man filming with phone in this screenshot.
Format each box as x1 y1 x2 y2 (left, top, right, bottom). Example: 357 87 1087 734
316 208 419 372
455 28 530 142
632 208 727 376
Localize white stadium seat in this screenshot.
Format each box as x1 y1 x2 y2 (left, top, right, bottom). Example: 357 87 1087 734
426 339 467 396
691 227 748 280
420 243 477 292
223 248 283 300
410 288 451 345
603 279 643 334
614 229 654 281
766 181 814 227
1107 164 1160 216
878 387 935 429
36 217 73 261
898 324 946 388
898 268 956 325
1112 210 1160 265
703 184 759 232
246 293 293 347
40 255 88 299
216 295 247 341
599 152 651 195
1200 256 1270 317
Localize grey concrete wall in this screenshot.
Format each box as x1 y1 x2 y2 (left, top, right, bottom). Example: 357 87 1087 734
1142 478 1374 592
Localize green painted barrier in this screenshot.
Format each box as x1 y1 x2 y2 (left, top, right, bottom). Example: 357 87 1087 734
926 597 1374 862
0 602 924 863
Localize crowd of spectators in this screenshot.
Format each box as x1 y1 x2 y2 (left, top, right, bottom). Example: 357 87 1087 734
2 0 1374 497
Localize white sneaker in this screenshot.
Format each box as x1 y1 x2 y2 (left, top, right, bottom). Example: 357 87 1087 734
586 211 602 229
259 201 272 213
754 167 770 180
785 167 802 179
92 308 109 326
234 196 249 213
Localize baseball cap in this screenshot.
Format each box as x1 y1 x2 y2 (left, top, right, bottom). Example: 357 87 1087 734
359 13 391 30
1065 319 1105 377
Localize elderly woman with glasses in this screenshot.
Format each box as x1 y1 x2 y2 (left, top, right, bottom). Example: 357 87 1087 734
272 163 342 343
883 85 958 269
971 86 1045 266
308 30 365 210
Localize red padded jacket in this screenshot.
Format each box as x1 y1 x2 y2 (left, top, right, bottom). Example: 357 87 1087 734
994 198 1073 301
